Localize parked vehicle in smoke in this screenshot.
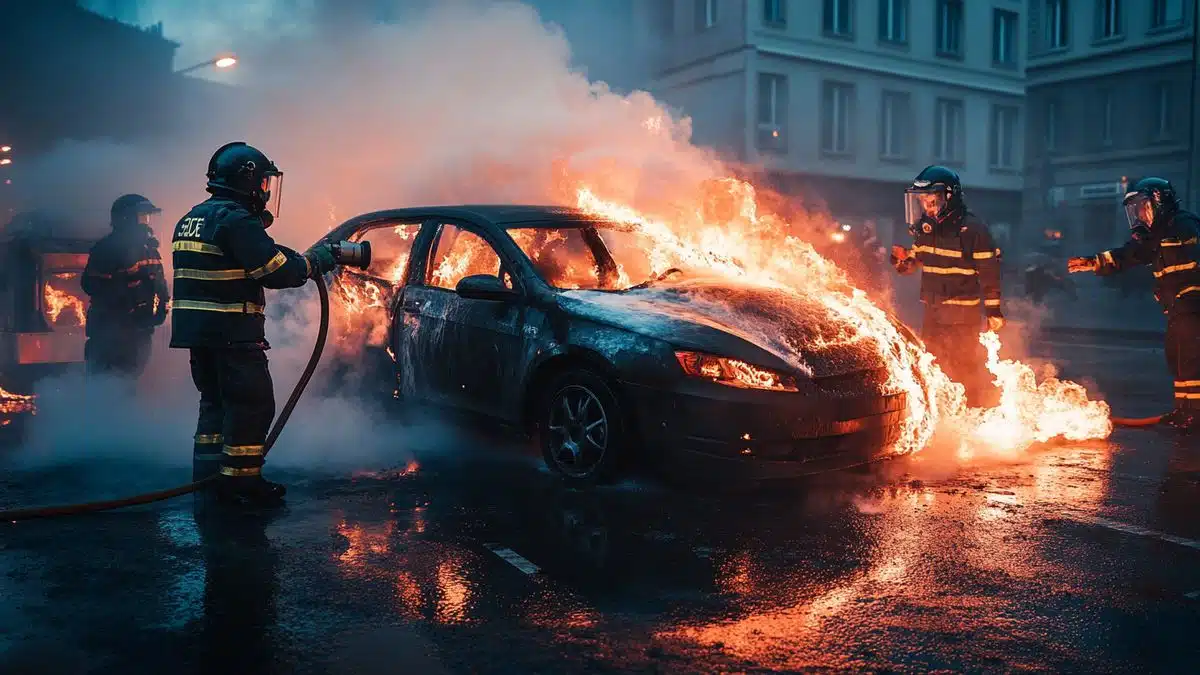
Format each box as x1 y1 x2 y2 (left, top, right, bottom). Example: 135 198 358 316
316 206 910 485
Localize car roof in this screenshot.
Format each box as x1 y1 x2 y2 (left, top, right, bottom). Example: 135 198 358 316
346 205 608 229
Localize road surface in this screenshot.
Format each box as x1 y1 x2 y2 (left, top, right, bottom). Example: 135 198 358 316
1 336 1198 674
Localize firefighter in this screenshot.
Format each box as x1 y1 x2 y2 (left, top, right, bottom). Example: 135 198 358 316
891 165 1005 405
172 141 337 508
1068 177 1200 432
81 194 170 379
1024 228 1076 303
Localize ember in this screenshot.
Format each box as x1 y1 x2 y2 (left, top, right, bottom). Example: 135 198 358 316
43 274 86 327
0 386 36 416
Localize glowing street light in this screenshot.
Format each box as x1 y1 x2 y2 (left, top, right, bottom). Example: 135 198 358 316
0 146 10 153
175 54 238 75
0 158 11 166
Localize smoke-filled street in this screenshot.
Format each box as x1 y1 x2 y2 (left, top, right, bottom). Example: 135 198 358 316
3 333 1200 674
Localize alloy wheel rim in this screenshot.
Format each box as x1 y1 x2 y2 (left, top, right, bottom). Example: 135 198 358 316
547 384 609 478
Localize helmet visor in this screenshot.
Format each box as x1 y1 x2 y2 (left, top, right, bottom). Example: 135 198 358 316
262 172 283 218
1124 194 1154 230
904 187 945 228
134 202 162 227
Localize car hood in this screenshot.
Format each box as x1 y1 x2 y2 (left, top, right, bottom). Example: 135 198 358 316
557 279 889 379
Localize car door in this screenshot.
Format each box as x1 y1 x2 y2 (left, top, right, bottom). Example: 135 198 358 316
408 220 526 417
391 220 446 404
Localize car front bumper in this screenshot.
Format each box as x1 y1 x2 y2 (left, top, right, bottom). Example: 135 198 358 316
620 379 907 482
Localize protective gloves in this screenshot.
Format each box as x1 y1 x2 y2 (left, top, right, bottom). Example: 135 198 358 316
1067 256 1099 274
304 243 337 278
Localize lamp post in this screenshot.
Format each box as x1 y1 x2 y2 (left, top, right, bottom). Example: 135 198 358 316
174 54 237 75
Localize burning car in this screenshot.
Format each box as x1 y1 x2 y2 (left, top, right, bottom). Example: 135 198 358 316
319 206 911 484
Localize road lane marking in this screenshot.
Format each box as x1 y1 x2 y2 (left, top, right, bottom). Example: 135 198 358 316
1061 512 1200 552
1184 591 1200 600
484 543 540 575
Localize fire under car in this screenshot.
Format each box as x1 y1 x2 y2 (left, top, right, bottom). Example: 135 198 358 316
0 224 92 386
317 206 909 485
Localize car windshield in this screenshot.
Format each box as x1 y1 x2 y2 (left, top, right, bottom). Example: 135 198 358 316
507 221 662 291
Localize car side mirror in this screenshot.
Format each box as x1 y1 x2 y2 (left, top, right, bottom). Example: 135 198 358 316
456 274 515 301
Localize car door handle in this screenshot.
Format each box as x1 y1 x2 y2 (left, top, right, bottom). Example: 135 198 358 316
401 298 426 313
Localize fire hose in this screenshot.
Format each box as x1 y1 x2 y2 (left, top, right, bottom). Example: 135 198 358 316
0 241 370 523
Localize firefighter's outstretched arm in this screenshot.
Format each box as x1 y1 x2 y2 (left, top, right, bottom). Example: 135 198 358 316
1069 237 1154 275
891 245 918 275
222 215 313 289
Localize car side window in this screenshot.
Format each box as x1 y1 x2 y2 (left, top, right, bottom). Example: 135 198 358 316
426 223 507 291
351 222 421 285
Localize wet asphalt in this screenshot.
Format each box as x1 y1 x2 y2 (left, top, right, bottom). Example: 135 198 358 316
2 337 1200 674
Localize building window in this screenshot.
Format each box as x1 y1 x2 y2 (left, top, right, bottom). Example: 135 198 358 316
652 1 675 36
1045 0 1069 49
757 73 788 152
695 0 718 31
764 0 786 25
1154 82 1174 138
934 98 965 164
936 0 963 57
1152 0 1185 28
989 106 1018 170
993 10 1017 66
821 81 855 155
880 91 912 160
824 0 853 37
1097 0 1122 39
1099 90 1113 145
1045 100 1059 151
878 0 908 44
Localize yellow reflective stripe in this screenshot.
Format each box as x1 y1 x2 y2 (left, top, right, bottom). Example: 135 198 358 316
174 268 248 281
173 240 224 255
122 258 162 274
973 250 995 259
222 444 265 457
194 433 223 444
1101 250 1115 265
984 298 1001 307
1162 238 1198 247
941 298 980 306
193 453 224 461
249 251 288 279
1177 286 1200 298
172 299 265 314
922 266 978 275
911 245 963 258
1176 393 1200 399
1154 261 1198 278
1175 380 1200 388
220 466 262 477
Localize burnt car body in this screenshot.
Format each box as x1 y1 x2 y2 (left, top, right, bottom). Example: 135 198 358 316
318 206 908 484
0 219 93 382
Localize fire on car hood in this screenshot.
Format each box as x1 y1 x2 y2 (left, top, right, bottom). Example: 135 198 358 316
557 278 891 380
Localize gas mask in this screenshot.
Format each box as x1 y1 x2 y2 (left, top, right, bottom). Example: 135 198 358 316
904 186 948 234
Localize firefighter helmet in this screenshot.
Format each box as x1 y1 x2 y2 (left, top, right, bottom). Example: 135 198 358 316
110 193 161 228
205 141 284 217
904 165 963 230
1123 177 1178 231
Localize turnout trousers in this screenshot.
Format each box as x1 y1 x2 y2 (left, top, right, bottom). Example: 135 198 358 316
1166 313 1200 414
189 348 276 483
921 312 996 408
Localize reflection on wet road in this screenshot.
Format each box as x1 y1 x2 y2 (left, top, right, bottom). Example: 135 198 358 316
3 339 1200 673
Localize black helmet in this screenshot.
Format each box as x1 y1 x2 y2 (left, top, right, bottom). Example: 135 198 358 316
904 165 964 230
110 193 161 228
205 141 283 216
1123 177 1179 231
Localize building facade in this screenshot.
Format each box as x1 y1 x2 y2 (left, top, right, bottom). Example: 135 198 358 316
1020 0 1195 330
638 0 1028 252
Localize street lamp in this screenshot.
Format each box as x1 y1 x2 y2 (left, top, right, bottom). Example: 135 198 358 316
0 146 9 153
175 54 237 75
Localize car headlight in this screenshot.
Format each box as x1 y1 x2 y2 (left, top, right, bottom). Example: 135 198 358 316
674 351 799 392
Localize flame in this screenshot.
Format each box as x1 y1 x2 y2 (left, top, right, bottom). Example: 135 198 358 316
0 386 36 415
43 277 86 327
572 180 1110 457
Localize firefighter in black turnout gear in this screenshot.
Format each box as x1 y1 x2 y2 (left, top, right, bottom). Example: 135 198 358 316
81 194 169 378
1068 177 1200 432
891 166 1005 406
172 142 337 508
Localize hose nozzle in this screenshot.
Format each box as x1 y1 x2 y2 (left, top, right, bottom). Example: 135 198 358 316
331 240 371 270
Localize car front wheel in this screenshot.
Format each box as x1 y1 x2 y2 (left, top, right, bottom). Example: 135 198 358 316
537 369 628 485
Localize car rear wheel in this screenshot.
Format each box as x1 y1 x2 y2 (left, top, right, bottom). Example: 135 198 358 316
537 369 628 485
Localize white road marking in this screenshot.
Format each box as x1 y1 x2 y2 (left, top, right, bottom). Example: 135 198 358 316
1061 512 1200 552
1184 591 1200 600
484 544 540 575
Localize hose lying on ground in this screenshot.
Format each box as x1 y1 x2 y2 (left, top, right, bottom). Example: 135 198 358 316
1110 415 1164 428
0 274 332 523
